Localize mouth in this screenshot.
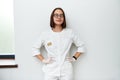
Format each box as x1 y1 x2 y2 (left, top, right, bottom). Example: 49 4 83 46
56 20 62 22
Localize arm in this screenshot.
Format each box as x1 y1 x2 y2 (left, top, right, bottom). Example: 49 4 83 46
67 30 85 62
35 53 53 64
72 30 85 60
73 52 81 59
32 34 46 62
35 54 44 61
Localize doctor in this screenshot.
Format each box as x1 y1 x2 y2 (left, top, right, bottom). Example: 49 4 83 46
32 7 85 80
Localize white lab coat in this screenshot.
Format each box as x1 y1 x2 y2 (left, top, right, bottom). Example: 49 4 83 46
32 28 85 80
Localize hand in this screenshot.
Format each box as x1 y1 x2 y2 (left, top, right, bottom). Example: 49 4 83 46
42 57 54 64
66 57 76 62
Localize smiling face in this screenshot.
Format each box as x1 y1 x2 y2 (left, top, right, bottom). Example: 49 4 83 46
53 9 64 26
50 8 66 29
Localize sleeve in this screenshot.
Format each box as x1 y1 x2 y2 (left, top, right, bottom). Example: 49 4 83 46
32 34 45 56
71 30 85 53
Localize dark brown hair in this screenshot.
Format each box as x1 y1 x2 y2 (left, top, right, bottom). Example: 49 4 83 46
50 7 66 29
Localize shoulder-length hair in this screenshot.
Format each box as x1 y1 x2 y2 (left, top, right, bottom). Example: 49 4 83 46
50 7 66 29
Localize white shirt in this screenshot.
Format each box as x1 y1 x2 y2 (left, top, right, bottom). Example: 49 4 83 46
32 28 85 74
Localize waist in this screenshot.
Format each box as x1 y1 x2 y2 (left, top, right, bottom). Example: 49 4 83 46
48 56 71 61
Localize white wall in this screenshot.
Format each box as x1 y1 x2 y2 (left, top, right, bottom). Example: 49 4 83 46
0 0 120 80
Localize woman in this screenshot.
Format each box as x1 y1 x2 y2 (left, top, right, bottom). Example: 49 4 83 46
32 7 85 80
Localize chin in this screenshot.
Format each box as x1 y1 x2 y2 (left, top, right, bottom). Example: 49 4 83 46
55 22 63 25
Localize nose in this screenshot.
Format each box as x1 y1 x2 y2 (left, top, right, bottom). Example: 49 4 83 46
57 15 61 18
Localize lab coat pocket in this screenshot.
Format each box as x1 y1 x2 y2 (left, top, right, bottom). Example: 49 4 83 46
45 61 57 74
62 61 73 74
42 62 55 73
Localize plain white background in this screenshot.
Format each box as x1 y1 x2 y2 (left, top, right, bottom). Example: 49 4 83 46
0 0 120 80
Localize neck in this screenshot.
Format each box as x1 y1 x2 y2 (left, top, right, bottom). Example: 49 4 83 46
52 26 63 32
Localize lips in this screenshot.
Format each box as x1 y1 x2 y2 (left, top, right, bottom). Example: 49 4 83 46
56 20 62 22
